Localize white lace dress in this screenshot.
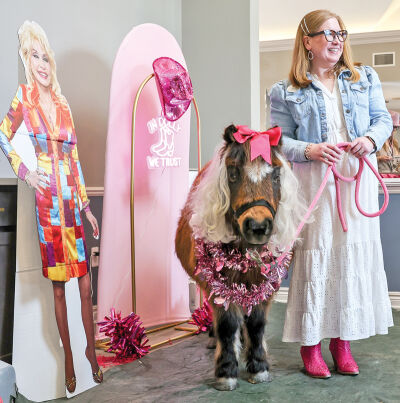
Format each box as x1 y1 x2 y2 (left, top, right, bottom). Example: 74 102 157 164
283 78 394 346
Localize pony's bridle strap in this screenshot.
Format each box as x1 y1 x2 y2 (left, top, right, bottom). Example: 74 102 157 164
234 199 276 219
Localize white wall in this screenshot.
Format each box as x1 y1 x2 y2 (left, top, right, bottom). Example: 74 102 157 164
182 0 260 169
0 0 182 185
1 0 262 179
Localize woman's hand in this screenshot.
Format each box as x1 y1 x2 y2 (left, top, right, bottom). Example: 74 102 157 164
349 137 374 158
85 210 99 239
377 155 392 162
25 170 49 194
307 143 343 166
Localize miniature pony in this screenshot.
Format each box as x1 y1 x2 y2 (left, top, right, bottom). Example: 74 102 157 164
175 124 304 390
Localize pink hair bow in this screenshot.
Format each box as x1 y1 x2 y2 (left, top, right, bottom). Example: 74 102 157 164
233 125 282 164
153 57 193 122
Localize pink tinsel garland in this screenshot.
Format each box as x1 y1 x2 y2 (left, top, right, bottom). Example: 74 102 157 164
194 239 291 315
98 308 151 359
189 300 213 334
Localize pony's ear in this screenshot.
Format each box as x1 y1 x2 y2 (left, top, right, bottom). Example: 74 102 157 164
223 124 238 144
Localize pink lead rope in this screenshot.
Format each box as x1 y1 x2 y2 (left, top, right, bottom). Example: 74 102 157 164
262 142 389 275
332 142 389 225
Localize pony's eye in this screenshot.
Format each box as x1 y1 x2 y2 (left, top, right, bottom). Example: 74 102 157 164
228 167 239 183
272 167 281 184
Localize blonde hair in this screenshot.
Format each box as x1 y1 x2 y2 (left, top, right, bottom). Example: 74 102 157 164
189 143 235 243
18 21 66 104
289 10 360 88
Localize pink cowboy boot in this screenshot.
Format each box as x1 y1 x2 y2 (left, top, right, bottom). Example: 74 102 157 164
329 338 359 375
300 343 331 378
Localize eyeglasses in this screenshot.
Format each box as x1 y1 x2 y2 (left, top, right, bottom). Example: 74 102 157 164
308 29 348 42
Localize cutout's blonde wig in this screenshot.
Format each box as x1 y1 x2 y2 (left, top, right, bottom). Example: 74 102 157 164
289 9 360 88
18 21 65 104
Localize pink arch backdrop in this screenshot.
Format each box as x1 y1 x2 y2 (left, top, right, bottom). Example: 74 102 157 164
97 24 191 329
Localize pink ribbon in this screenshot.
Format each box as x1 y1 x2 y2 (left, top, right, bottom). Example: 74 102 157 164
233 125 281 164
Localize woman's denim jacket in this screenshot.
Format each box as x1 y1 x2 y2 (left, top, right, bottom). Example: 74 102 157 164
270 66 392 162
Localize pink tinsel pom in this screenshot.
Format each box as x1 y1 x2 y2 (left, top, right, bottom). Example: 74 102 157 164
189 300 213 334
98 308 151 359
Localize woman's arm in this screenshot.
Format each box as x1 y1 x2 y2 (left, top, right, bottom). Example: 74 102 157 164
270 82 343 165
70 142 99 237
363 66 392 151
0 86 30 180
70 141 90 211
68 111 99 237
270 82 309 162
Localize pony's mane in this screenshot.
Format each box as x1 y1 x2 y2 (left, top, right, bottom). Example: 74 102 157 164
189 142 236 243
189 142 308 249
267 152 308 251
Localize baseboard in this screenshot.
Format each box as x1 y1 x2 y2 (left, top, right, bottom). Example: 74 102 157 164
274 287 289 304
86 187 104 196
390 291 400 310
275 287 400 310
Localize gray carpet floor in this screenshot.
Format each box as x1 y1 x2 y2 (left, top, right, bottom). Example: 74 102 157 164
17 302 400 403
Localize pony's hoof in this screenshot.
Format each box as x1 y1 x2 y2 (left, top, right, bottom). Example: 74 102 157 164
248 370 272 384
214 377 237 391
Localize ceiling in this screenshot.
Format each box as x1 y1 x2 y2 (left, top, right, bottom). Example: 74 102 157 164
259 0 400 41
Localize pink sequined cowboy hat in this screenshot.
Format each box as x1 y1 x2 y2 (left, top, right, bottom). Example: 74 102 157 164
153 57 193 122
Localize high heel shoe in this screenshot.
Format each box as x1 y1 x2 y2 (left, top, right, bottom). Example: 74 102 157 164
85 346 103 384
92 367 103 384
329 338 359 375
300 342 331 379
65 375 76 393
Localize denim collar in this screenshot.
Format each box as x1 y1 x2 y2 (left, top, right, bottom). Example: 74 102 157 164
337 68 351 78
306 69 351 81
287 69 351 93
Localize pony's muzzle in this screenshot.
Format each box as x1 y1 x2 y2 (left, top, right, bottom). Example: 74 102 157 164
243 217 272 244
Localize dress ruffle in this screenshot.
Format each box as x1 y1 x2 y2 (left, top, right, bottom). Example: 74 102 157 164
283 241 393 345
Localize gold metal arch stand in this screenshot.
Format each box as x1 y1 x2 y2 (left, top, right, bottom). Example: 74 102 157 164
130 73 154 314
129 74 201 345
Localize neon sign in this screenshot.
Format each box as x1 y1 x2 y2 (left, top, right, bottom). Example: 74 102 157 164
146 116 182 169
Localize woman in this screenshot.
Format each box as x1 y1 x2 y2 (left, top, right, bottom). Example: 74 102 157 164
270 10 393 378
377 110 400 176
0 21 102 392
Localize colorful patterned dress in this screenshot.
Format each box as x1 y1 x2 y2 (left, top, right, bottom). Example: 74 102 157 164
0 83 90 281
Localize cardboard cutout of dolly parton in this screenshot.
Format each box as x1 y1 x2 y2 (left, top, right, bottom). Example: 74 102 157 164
0 21 102 399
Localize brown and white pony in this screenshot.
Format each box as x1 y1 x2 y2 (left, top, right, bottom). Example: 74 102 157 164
175 124 304 390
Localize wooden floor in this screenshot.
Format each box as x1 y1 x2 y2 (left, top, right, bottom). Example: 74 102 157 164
146 321 198 347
